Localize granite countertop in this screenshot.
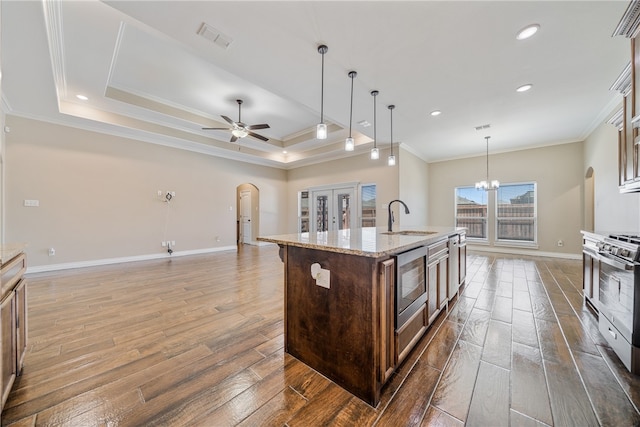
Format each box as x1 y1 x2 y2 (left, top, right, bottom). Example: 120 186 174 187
0 243 27 266
258 226 465 258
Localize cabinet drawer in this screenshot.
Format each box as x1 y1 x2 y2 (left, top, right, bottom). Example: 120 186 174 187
1 253 26 300
395 304 427 365
599 313 638 373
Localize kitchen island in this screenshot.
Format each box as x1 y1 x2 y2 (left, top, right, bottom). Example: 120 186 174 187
258 226 466 406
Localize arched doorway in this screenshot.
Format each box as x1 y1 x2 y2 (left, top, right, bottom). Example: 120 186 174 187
236 183 260 245
585 167 595 232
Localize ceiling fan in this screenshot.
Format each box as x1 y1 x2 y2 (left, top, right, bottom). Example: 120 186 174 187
202 99 270 142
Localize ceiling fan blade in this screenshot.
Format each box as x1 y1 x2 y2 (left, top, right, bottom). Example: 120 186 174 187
247 123 270 130
221 115 235 125
230 135 238 143
248 131 269 142
202 127 232 130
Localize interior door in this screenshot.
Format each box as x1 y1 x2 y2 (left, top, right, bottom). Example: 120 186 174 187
240 190 252 244
310 187 355 232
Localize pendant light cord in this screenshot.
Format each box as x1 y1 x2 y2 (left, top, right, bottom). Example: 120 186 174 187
320 49 325 124
372 91 378 148
390 105 394 156
348 72 355 137
485 136 490 182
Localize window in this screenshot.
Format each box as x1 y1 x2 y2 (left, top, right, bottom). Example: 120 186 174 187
361 184 376 227
496 182 537 243
299 191 309 232
455 187 487 240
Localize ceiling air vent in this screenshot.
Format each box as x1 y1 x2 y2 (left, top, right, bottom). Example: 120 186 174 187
197 23 233 49
475 124 491 131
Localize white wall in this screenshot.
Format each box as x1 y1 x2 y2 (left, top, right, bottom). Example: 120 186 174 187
5 115 288 268
429 141 584 256
584 116 640 233
399 147 429 227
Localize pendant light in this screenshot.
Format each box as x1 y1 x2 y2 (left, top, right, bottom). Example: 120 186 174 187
475 136 500 190
370 90 379 159
388 105 396 166
345 71 357 151
316 45 328 140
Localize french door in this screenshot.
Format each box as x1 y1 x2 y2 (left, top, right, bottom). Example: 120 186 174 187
310 187 355 232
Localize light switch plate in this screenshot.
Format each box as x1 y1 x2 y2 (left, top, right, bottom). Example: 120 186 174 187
316 268 330 289
24 199 40 207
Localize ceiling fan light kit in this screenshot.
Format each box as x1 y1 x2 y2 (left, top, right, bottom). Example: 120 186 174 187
202 99 270 143
317 44 328 140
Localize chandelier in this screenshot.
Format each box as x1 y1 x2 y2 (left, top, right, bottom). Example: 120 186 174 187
475 136 499 190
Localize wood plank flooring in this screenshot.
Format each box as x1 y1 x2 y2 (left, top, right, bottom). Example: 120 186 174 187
2 245 640 426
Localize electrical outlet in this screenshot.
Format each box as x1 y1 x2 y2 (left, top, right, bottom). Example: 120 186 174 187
161 241 167 247
215 236 220 242
557 240 564 247
171 241 175 246
48 247 55 256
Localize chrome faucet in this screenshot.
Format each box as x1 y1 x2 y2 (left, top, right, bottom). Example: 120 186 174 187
387 199 410 232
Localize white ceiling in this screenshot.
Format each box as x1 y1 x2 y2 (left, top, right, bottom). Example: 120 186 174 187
1 0 631 169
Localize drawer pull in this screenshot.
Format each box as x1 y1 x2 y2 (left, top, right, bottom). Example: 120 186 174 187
608 328 617 339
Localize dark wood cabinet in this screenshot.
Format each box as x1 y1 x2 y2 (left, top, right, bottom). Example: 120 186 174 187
613 3 640 192
263 229 464 406
378 258 395 384
427 239 448 322
582 232 600 311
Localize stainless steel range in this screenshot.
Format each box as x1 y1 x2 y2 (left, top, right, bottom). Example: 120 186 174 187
582 231 640 373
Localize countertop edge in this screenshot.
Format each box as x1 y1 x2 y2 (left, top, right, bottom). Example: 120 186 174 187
258 227 465 258
0 243 28 267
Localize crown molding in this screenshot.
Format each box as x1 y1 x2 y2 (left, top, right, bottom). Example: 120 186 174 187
613 0 640 38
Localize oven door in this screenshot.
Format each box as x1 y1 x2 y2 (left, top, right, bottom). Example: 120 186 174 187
598 253 638 345
395 246 428 328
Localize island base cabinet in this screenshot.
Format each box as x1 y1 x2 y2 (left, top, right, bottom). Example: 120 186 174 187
284 246 383 406
378 259 395 384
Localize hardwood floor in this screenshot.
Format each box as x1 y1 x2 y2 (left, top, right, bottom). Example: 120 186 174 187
2 245 639 426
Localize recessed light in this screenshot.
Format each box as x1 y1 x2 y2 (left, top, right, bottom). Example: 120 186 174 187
282 150 287 154
76 94 88 101
430 110 442 116
357 120 371 127
516 84 533 92
516 24 539 41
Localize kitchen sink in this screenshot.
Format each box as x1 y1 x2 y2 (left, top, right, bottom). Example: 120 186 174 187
381 230 439 236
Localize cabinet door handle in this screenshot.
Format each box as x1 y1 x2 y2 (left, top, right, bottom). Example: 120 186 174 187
608 327 617 340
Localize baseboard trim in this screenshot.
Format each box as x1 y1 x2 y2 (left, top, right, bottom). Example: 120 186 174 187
26 245 238 274
468 244 581 260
